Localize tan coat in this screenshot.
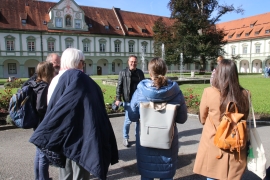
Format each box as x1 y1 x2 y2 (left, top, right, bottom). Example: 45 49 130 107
193 87 248 180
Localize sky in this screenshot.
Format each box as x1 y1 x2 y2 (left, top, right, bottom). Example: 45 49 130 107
47 0 270 23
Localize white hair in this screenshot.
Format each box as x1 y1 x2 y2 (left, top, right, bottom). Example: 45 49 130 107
46 53 59 62
60 48 84 70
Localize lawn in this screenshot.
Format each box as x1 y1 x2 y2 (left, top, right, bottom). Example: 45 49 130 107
1 73 269 115
94 73 270 115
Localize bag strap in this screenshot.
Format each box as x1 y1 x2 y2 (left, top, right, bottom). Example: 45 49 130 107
247 90 256 129
226 101 238 113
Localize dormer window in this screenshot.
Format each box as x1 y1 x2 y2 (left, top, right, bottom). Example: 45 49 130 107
254 27 262 35
228 31 235 39
245 29 252 37
236 30 244 38
20 13 27 25
265 26 270 34
21 19 26 25
125 24 133 32
88 23 92 28
138 25 147 33
101 20 109 30
250 20 257 28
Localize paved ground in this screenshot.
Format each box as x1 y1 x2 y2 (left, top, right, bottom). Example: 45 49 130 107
0 115 269 180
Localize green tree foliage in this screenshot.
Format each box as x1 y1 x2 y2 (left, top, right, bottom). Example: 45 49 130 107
153 0 243 71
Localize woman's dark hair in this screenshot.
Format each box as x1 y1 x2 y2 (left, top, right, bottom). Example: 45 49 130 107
148 57 167 89
36 61 54 84
212 59 249 118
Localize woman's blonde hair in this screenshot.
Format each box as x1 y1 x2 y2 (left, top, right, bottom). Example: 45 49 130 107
36 61 54 84
148 57 167 89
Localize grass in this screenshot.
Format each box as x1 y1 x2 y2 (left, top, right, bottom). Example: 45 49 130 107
96 74 270 115
1 73 269 115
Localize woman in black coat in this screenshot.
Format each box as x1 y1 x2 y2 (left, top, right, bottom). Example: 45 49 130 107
29 61 54 180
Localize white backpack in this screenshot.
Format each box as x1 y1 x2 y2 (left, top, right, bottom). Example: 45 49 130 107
139 102 179 149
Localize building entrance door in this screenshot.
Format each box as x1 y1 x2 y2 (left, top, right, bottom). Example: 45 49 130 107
97 66 102 75
28 67 35 77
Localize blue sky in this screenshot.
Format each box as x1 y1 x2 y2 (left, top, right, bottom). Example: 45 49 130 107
47 0 270 23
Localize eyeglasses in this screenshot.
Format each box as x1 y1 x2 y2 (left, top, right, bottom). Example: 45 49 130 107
80 60 85 66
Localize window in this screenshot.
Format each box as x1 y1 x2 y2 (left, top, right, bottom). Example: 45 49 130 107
142 45 146 53
141 41 148 53
82 38 90 52
65 38 74 49
129 44 134 53
6 40 14 51
255 45 260 53
99 39 106 52
83 43 89 52
266 30 270 34
27 36 36 52
55 17 62 28
8 63 17 74
100 43 105 52
28 41 35 51
245 33 249 37
75 20 81 29
48 41 55 52
115 43 120 52
105 25 109 30
66 42 72 48
231 47 235 55
5 35 15 51
243 46 247 54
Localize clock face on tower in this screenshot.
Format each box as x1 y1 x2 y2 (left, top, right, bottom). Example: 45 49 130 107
56 11 61 17
76 13 80 19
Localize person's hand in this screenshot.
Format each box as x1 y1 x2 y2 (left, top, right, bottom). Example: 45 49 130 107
115 100 121 106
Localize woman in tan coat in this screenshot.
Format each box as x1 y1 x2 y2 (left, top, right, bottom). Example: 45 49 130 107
193 60 250 180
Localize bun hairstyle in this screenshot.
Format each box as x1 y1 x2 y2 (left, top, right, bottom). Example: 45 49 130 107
148 57 167 89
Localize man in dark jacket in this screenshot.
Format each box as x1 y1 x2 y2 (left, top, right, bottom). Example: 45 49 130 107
115 55 145 147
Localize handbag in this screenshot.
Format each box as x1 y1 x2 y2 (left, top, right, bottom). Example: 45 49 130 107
139 102 179 149
213 102 247 158
247 93 267 179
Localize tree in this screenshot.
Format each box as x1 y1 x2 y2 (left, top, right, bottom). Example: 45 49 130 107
153 0 243 71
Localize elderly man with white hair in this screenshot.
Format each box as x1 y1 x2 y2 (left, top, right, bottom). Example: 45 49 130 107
30 48 119 180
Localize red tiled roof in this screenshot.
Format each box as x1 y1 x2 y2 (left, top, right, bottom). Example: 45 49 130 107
0 0 173 37
110 9 174 37
216 12 270 41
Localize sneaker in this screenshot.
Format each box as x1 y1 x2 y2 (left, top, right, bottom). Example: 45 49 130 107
123 139 129 147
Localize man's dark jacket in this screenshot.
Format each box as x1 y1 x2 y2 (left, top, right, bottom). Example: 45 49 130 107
29 69 119 180
116 68 144 102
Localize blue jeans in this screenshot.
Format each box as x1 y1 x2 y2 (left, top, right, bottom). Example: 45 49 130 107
123 102 136 139
34 147 50 180
207 178 216 180
141 176 173 180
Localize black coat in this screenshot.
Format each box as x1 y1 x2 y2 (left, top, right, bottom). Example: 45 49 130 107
29 69 119 180
116 68 144 102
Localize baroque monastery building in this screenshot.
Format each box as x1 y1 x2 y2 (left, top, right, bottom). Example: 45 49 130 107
0 0 269 78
